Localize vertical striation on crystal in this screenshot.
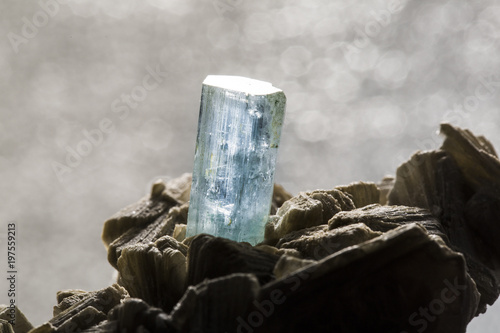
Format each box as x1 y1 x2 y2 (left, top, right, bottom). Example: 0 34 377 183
186 76 286 245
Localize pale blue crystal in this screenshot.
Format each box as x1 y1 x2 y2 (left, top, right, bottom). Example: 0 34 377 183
186 76 286 244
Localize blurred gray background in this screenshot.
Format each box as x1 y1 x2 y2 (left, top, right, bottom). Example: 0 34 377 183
0 0 499 330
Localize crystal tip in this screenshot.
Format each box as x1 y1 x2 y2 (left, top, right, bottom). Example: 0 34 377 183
203 75 282 95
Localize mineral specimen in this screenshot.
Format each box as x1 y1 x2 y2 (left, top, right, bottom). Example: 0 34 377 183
116 235 188 312
255 224 479 333
29 285 128 333
0 305 32 333
187 234 280 286
30 123 500 333
102 182 185 268
0 320 14 333
169 273 260 333
186 75 286 244
388 123 500 314
263 188 356 245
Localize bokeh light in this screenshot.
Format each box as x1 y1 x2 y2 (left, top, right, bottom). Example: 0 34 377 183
0 0 499 330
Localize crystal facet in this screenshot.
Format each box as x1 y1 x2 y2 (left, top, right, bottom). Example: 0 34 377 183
186 76 286 244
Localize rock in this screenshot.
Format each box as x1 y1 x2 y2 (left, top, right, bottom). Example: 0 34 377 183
55 289 88 304
464 185 500 259
377 175 395 205
388 150 447 216
187 234 280 286
271 183 293 214
335 181 380 208
30 285 127 333
0 305 33 333
79 321 117 333
276 223 382 260
104 172 292 259
388 124 500 313
107 202 188 269
73 123 500 332
264 189 355 245
57 307 106 333
440 123 499 190
53 290 88 316
387 150 469 246
329 204 449 243
440 124 500 261
0 320 14 333
162 173 192 203
170 273 260 333
307 189 356 224
254 244 302 258
173 224 187 242
27 324 52 333
117 235 188 312
252 224 479 333
102 181 180 247
273 255 316 279
106 298 174 333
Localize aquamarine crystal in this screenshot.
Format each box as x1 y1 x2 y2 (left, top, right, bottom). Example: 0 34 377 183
186 76 286 244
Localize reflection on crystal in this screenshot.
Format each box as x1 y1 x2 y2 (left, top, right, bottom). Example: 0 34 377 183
186 76 286 244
